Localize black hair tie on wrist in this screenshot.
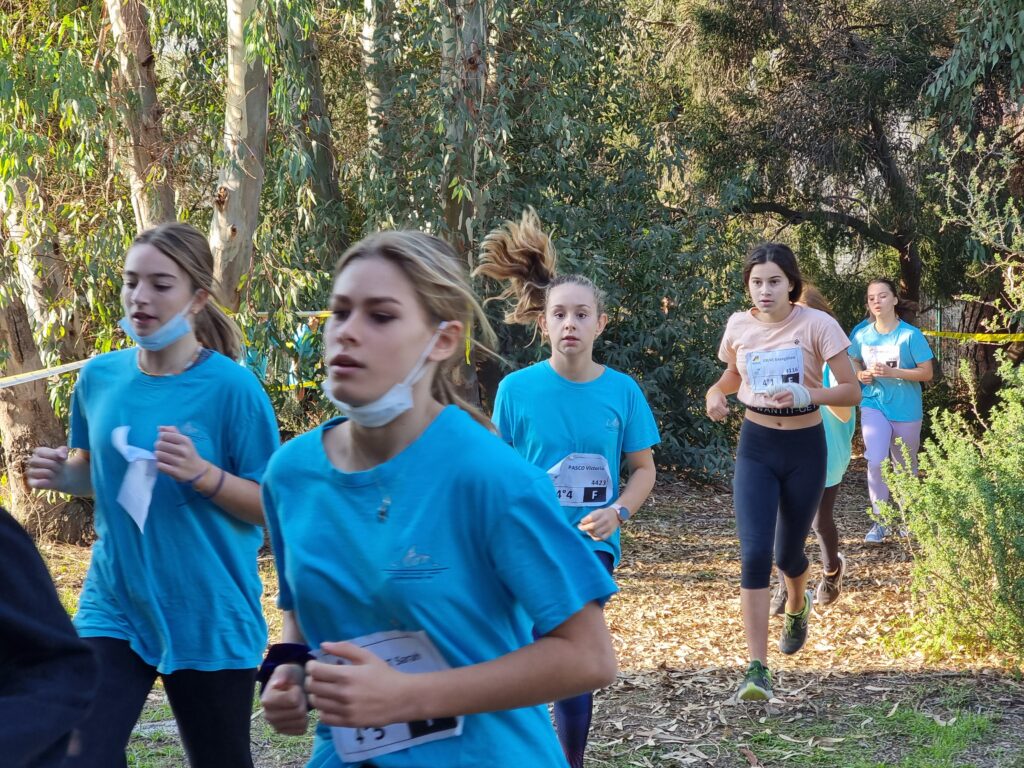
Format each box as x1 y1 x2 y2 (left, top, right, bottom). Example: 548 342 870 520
256 642 314 691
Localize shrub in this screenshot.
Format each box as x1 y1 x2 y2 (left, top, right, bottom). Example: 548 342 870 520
883 357 1024 658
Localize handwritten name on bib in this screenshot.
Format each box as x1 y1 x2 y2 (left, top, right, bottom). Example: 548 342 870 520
746 347 804 394
863 344 899 369
314 630 463 762
546 453 612 507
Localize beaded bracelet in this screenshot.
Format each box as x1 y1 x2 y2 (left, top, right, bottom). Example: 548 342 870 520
196 466 226 500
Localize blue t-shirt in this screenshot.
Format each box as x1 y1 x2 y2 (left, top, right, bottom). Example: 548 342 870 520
69 348 279 673
492 361 660 566
821 364 856 487
848 320 934 421
262 406 617 768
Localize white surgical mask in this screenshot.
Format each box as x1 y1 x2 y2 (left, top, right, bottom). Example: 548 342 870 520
119 298 195 351
322 322 449 428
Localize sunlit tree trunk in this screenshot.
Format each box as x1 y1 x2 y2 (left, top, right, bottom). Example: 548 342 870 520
210 0 269 311
106 0 176 232
0 294 91 542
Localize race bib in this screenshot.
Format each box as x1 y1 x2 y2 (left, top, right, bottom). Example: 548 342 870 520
746 347 804 394
863 344 899 369
315 631 463 762
546 453 612 507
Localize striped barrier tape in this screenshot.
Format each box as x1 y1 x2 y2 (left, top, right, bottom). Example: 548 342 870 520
0 359 89 391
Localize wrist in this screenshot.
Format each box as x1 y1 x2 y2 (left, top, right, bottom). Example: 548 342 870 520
612 503 631 524
706 386 722 399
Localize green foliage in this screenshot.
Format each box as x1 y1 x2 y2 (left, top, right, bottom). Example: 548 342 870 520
883 357 1024 658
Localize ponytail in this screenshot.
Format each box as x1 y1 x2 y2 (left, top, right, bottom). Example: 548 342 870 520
474 207 558 327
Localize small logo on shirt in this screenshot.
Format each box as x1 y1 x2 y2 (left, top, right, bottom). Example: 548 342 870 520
384 547 449 581
606 417 621 432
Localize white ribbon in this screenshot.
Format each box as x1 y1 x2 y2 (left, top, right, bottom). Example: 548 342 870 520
112 426 158 532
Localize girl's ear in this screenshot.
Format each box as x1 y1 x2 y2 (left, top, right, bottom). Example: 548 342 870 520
538 312 549 339
191 288 210 315
595 312 609 337
427 320 464 362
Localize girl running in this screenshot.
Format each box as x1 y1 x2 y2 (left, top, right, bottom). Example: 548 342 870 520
706 243 859 701
849 278 934 542
258 230 618 768
26 222 280 767
474 209 659 768
771 285 856 613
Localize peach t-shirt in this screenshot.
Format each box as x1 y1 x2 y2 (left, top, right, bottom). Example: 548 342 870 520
718 304 850 410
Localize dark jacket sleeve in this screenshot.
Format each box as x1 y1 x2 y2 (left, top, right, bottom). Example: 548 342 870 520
0 508 97 768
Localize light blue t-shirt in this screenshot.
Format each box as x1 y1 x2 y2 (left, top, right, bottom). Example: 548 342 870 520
822 364 856 487
848 320 934 422
492 361 660 566
262 406 617 768
69 348 279 673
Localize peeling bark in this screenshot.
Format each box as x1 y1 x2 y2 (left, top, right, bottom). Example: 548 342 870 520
210 0 269 311
0 295 91 542
107 0 176 232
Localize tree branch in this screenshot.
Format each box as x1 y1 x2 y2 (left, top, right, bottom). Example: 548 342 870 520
736 200 902 248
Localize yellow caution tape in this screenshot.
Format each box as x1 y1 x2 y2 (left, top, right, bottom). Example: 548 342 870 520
0 359 89 390
921 329 1024 342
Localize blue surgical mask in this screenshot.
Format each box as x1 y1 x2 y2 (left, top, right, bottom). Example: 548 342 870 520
119 299 195 351
321 322 448 428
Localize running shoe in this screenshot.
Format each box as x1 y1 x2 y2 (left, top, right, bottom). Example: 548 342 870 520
770 580 788 616
815 552 847 607
779 589 813 655
864 521 888 543
737 660 773 701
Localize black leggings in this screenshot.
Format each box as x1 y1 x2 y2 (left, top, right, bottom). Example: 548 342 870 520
62 637 256 768
733 420 826 589
812 484 841 574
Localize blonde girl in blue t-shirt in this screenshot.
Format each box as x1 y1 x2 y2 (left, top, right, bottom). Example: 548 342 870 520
26 222 280 767
258 230 617 768
474 209 659 768
848 278 934 542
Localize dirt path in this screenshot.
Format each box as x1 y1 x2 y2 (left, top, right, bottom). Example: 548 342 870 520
593 460 1024 767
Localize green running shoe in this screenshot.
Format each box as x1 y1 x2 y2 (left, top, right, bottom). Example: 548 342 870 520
779 589 813 655
737 660 773 701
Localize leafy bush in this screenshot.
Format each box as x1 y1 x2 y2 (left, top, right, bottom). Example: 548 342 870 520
883 357 1024 658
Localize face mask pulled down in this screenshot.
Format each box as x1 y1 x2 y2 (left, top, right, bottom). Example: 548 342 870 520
119 300 195 351
322 322 448 428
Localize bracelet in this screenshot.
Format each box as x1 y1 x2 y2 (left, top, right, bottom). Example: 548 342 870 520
256 642 313 692
197 466 226 500
185 464 211 486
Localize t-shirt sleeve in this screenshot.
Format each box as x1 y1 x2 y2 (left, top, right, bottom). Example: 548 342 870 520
492 379 514 445
907 327 934 365
260 476 294 611
848 326 864 362
228 379 280 483
817 315 851 363
717 315 737 365
68 370 89 451
487 473 617 636
623 379 660 453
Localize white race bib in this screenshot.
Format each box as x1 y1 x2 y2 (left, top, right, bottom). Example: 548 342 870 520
863 344 899 369
546 453 612 507
314 631 463 762
746 347 804 394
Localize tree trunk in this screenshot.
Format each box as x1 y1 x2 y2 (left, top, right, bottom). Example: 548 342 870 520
362 0 401 228
441 0 488 406
895 237 922 326
441 0 487 265
278 12 347 265
210 0 269 311
2 177 85 364
107 0 176 232
0 296 91 542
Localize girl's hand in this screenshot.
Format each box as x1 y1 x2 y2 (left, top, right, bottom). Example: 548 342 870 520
305 642 414 728
706 388 729 422
857 369 875 384
154 426 207 482
578 507 619 541
26 445 70 491
871 363 894 379
261 664 310 735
